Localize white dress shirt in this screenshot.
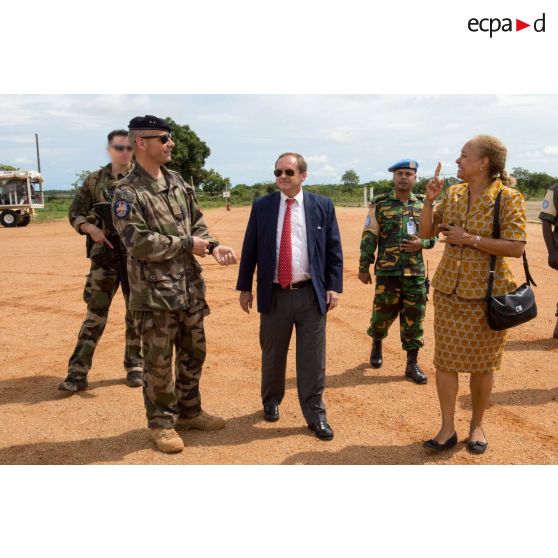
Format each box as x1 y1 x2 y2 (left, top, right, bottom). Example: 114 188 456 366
274 189 311 283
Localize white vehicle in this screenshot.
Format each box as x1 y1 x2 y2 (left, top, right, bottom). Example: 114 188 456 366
0 170 45 227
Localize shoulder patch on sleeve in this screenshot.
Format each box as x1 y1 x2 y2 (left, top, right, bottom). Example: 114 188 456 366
113 198 131 219
363 206 380 235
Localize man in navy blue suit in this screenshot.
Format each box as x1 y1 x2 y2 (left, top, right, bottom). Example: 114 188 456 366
236 153 343 440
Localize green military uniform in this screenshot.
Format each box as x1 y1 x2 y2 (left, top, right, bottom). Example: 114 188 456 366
538 183 558 337
112 162 219 429
359 189 436 350
66 162 142 379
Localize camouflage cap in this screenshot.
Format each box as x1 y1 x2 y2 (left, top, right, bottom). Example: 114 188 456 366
128 115 171 132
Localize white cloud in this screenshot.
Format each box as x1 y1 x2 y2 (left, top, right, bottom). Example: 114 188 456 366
311 163 338 179
306 154 329 164
543 145 558 156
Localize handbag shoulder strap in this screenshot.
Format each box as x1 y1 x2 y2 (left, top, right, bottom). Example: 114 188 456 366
487 189 536 301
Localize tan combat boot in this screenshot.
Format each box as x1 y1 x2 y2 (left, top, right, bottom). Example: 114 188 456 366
150 428 184 453
176 410 226 431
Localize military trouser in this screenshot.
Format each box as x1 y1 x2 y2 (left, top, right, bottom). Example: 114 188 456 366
132 308 206 429
67 255 142 378
368 275 427 351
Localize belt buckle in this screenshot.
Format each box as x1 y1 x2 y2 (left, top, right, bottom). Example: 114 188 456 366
289 283 297 290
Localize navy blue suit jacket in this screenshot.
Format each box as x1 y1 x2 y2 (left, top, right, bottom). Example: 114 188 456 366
236 190 343 315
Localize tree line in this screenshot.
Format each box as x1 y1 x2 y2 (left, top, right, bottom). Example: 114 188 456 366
3 119 557 202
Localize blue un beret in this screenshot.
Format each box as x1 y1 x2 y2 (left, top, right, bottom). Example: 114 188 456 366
388 159 419 173
128 114 171 132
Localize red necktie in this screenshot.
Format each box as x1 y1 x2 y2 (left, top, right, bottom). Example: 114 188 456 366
278 198 295 288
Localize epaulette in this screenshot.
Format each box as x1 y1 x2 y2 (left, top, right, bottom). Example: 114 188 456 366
372 192 389 204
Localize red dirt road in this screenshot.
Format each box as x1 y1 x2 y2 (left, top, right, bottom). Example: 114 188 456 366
0 207 557 464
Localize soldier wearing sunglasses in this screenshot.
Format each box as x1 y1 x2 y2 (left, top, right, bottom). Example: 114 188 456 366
61 129 143 393
111 115 237 454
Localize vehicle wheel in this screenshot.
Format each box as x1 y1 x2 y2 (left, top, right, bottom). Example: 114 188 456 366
17 213 31 227
0 210 19 228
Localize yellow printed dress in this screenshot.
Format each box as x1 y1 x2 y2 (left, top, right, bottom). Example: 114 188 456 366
431 179 527 373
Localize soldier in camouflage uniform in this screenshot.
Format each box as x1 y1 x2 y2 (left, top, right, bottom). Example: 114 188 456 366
112 115 237 454
358 159 436 384
59 129 143 392
539 182 558 338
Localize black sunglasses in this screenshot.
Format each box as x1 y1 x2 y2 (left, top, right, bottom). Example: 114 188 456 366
274 169 296 177
111 144 133 152
140 133 172 144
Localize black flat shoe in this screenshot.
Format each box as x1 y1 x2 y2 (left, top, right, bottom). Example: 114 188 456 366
263 404 279 422
467 440 488 454
423 432 458 451
308 421 334 440
467 430 488 454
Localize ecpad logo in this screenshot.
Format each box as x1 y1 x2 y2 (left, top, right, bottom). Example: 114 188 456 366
468 13 546 37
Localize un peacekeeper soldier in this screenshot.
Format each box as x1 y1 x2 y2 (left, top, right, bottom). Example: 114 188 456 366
539 183 558 338
59 129 143 392
358 159 436 384
112 115 238 454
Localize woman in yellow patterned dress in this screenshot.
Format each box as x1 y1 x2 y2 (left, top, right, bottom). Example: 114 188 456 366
419 135 527 454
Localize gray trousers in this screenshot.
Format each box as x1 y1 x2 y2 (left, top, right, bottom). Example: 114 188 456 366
259 284 327 424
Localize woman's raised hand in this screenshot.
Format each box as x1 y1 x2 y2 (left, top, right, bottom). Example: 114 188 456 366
425 162 444 202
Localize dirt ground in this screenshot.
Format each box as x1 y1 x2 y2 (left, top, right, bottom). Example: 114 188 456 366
1 203 557 465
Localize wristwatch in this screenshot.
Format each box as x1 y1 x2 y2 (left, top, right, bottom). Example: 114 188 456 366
472 235 481 248
208 241 220 254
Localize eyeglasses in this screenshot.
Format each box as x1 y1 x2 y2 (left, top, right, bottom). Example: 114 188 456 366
111 144 133 152
140 133 172 144
274 169 296 177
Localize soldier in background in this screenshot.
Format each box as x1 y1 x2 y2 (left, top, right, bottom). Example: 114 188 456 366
539 182 558 338
112 115 237 454
358 159 437 384
59 130 143 392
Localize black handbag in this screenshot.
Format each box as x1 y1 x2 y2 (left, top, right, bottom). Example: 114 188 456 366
486 190 537 331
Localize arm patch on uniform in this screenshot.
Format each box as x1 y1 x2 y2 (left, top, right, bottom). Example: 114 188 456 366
363 206 380 235
114 199 131 219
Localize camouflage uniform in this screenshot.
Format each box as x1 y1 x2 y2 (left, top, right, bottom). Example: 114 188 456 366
539 183 558 337
112 163 218 429
359 190 436 350
67 163 142 379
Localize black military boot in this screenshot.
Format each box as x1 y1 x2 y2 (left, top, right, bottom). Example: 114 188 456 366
126 370 144 388
405 349 427 384
58 375 88 392
370 339 383 368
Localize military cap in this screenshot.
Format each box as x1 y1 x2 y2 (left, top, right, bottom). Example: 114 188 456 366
388 159 419 173
128 114 171 132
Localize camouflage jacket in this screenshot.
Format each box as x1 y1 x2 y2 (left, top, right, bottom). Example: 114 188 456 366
359 190 436 277
68 162 133 234
112 162 218 313
539 182 558 247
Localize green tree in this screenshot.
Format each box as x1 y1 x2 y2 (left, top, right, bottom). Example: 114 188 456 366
0 164 19 171
165 117 211 187
199 168 231 196
512 167 557 199
71 170 91 190
341 169 360 191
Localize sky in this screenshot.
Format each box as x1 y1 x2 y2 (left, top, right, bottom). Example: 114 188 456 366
1 94 558 190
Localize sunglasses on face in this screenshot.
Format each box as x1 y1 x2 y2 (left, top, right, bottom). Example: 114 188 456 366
274 169 296 177
140 133 172 144
111 144 133 152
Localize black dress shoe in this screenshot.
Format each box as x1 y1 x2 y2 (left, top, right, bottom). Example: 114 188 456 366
308 421 334 440
370 340 383 368
263 404 279 422
423 432 458 451
405 349 427 384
